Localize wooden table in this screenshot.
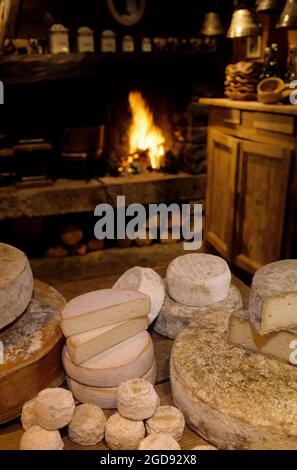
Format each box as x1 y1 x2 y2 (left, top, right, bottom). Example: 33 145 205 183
0 269 249 450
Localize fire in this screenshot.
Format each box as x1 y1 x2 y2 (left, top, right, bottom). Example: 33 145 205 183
128 91 165 170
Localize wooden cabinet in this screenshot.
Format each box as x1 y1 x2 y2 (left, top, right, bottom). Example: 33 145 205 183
202 99 295 274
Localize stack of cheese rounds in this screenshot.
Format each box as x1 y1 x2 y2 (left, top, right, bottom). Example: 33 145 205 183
61 268 165 408
154 253 242 338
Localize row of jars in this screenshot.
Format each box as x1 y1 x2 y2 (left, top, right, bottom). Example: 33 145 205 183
49 24 216 55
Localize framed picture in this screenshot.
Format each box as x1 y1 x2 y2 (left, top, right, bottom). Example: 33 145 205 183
246 36 262 59
107 0 146 26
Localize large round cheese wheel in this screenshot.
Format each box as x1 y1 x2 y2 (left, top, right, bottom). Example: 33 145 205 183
154 284 242 339
0 243 33 330
171 310 297 450
113 267 165 324
62 331 154 387
166 254 231 307
67 359 157 409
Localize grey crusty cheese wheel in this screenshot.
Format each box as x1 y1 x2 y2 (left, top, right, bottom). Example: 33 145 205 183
154 284 242 339
166 254 231 307
171 309 297 450
0 243 33 330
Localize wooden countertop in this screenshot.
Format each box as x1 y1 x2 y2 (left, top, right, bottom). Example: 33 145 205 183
0 269 249 451
200 98 297 116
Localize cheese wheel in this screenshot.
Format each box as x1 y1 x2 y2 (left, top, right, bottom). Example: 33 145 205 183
21 399 37 431
62 331 154 387
154 284 242 339
67 316 148 365
249 260 297 335
34 388 75 430
113 267 165 324
117 378 160 420
20 426 64 450
146 406 185 441
68 404 106 446
171 310 297 450
138 433 181 450
61 289 150 337
67 359 157 409
166 254 231 307
0 243 33 330
105 412 145 450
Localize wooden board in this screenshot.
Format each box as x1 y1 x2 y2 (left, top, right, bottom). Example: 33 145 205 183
0 280 66 424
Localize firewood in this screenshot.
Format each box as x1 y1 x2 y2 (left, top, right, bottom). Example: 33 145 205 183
61 224 83 246
87 239 105 252
72 243 87 256
44 246 68 258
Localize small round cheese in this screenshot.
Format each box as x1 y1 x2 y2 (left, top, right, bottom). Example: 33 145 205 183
66 359 157 410
34 388 75 430
192 445 218 450
138 433 181 450
113 267 165 324
0 243 33 330
21 399 37 430
146 406 185 441
105 412 145 450
62 330 154 387
166 254 231 307
20 425 64 450
117 378 160 420
68 404 106 446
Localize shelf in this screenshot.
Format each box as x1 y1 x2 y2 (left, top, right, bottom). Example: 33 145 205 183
0 52 221 85
0 172 206 220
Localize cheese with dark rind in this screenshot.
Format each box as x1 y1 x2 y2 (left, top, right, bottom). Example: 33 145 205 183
166 254 231 307
154 284 242 339
62 331 154 387
171 310 297 450
0 243 33 330
249 260 297 335
228 308 297 365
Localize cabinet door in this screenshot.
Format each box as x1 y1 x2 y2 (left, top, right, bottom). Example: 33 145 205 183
234 141 291 274
206 130 239 260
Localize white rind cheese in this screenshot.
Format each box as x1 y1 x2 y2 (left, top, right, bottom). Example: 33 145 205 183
154 284 242 339
138 433 181 450
34 388 75 430
171 310 297 449
105 412 145 450
21 399 37 431
62 331 154 387
228 308 297 365
117 378 160 421
68 404 106 446
20 426 64 450
0 243 33 330
67 316 148 365
60 289 150 337
145 406 185 441
249 260 297 335
66 359 157 409
166 254 231 307
113 267 165 324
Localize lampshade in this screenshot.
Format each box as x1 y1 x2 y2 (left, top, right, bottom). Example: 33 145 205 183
227 9 262 38
256 0 285 12
200 12 225 36
277 0 297 29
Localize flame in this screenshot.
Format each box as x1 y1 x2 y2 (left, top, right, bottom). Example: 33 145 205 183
128 91 165 170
